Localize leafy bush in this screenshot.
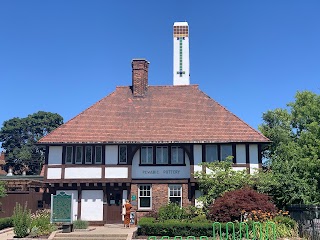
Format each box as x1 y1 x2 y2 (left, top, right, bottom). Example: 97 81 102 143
12 202 31 238
0 217 13 230
30 209 56 237
73 220 89 229
158 203 187 221
209 188 277 222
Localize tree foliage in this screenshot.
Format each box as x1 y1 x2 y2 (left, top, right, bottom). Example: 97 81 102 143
258 91 320 207
208 188 277 222
0 111 63 175
194 158 254 207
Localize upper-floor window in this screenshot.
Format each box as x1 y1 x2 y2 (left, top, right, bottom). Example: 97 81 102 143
85 146 92 164
156 146 168 164
205 144 233 162
65 146 73 164
95 146 102 164
140 145 185 165
119 145 127 164
220 144 232 160
205 145 218 162
141 146 153 164
75 146 83 164
171 147 184 164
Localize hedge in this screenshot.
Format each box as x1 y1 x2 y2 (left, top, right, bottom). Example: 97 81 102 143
0 217 13 230
137 218 256 237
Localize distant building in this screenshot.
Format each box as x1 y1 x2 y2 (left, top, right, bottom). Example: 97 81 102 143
0 152 7 176
37 22 270 224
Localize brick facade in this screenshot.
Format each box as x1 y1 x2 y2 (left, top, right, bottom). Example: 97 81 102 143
130 183 192 221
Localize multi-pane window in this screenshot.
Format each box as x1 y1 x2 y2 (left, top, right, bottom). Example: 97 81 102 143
65 146 73 164
85 146 92 164
205 145 218 162
171 147 184 164
220 144 232 160
95 146 102 164
141 146 153 164
138 184 152 209
168 184 182 207
156 146 168 164
75 146 83 164
119 145 127 164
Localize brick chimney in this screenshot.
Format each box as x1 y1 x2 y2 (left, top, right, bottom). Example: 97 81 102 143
132 59 149 97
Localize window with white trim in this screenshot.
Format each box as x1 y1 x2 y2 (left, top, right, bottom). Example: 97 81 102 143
85 146 92 164
138 184 152 209
75 146 83 164
220 144 232 160
119 145 127 164
168 184 182 207
65 146 73 164
171 147 184 164
141 146 153 164
156 146 168 164
95 146 102 164
205 145 218 162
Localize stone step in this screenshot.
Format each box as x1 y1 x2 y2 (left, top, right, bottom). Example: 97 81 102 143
53 233 128 240
54 237 127 240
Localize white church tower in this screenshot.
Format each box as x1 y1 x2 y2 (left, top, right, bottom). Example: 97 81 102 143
173 22 190 85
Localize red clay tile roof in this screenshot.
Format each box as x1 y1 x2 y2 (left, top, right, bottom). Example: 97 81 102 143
38 85 270 144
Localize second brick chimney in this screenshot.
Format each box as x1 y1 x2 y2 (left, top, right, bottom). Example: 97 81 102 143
132 59 149 97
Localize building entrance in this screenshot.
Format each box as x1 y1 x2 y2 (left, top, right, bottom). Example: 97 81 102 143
105 188 122 224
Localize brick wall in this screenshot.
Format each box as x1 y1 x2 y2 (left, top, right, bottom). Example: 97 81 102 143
132 59 149 97
130 183 192 221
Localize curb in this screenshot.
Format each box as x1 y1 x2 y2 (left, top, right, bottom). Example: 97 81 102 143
0 227 13 234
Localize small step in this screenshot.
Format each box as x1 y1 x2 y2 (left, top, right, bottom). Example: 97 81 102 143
55 233 128 237
53 236 127 240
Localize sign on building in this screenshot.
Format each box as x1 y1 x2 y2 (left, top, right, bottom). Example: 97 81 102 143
51 191 73 223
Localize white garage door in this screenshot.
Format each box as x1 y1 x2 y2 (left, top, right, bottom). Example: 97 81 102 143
81 190 103 221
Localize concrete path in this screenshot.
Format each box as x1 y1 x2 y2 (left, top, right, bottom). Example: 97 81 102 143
0 225 137 240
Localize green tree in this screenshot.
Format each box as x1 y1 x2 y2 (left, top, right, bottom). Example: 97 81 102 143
258 91 320 207
0 111 63 175
194 158 254 207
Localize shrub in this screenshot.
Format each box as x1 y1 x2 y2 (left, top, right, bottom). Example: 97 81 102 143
30 209 55 237
209 188 277 222
0 217 13 230
12 202 31 238
158 202 187 221
73 220 89 229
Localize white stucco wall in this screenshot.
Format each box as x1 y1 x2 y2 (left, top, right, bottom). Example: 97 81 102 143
131 149 190 179
47 168 61 179
48 146 62 165
64 167 101 179
249 144 259 164
193 145 202 174
250 164 260 174
57 190 78 221
236 144 246 164
232 167 247 171
105 145 118 164
81 190 103 221
195 190 203 208
105 167 128 178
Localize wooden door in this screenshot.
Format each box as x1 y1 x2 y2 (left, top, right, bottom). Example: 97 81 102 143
106 189 122 224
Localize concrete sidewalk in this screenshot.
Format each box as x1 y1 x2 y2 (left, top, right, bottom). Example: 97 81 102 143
0 225 137 240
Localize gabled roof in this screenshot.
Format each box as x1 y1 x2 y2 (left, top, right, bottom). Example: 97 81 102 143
38 85 270 144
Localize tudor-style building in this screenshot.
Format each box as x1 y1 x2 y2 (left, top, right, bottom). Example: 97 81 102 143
37 22 270 224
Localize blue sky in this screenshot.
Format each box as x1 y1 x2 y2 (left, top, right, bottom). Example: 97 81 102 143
1 1 319 133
